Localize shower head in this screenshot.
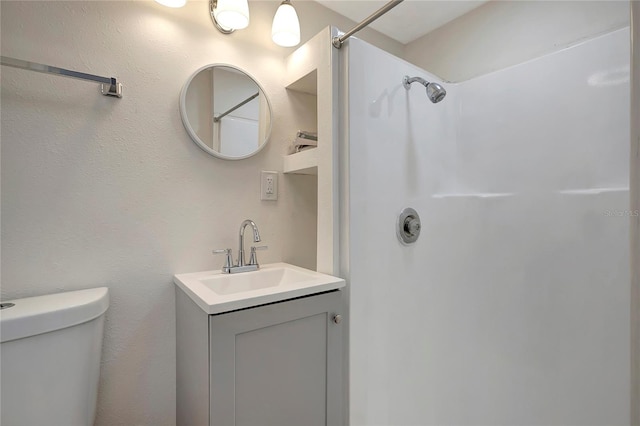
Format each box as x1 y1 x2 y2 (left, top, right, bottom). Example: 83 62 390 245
402 75 447 103
425 82 446 103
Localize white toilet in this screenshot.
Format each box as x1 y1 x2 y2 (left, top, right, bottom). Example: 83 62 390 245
0 287 109 426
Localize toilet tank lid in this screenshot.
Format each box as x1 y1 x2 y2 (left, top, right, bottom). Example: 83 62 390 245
0 287 109 343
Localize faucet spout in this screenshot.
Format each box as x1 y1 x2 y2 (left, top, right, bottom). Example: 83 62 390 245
238 219 261 266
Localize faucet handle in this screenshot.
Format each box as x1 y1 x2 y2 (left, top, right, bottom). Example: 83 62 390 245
213 248 233 273
248 245 268 266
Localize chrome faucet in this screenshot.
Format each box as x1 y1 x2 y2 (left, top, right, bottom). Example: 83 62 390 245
238 219 260 267
213 219 268 274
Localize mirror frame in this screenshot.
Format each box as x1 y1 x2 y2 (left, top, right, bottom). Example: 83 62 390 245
179 63 273 160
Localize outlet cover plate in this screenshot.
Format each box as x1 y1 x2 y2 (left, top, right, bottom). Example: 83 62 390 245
261 171 278 201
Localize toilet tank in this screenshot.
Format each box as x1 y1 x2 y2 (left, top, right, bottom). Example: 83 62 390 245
0 287 109 426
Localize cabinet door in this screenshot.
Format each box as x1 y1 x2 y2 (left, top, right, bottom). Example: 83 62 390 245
209 290 344 426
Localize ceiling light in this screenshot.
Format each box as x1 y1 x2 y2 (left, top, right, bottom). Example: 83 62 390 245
210 0 250 34
154 0 187 8
272 0 300 47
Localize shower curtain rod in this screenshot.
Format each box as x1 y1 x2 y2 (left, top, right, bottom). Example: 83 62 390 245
0 56 123 98
214 92 259 123
332 0 404 49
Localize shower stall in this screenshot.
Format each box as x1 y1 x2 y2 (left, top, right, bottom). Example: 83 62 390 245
340 28 630 424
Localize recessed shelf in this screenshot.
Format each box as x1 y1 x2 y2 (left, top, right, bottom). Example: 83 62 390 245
283 149 318 175
283 26 339 274
286 69 317 95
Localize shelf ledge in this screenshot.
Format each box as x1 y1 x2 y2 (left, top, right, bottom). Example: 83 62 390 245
283 149 318 175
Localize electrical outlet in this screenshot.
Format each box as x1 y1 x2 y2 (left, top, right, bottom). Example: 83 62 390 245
261 171 278 201
266 176 274 194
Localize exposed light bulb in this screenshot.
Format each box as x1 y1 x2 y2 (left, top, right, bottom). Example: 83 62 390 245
214 0 250 30
154 0 187 8
272 0 300 47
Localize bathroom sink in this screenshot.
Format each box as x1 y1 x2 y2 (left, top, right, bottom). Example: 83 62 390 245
174 263 345 314
200 267 318 295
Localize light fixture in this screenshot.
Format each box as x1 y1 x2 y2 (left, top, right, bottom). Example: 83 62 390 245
271 0 300 47
210 0 250 34
154 0 187 8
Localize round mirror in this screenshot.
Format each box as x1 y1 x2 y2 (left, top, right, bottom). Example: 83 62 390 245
180 64 272 160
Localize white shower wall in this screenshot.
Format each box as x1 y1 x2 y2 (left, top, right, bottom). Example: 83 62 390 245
344 28 630 425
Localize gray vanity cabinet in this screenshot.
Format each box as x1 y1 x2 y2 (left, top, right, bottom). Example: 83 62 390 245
176 288 344 426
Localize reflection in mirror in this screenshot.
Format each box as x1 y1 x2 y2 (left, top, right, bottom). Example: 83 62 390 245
180 65 272 160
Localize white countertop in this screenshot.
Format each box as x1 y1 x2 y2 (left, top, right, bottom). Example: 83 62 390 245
174 262 345 314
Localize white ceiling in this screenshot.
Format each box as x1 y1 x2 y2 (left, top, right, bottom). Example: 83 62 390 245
314 0 488 44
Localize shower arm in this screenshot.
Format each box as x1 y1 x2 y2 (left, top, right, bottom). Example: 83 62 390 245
403 76 428 89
